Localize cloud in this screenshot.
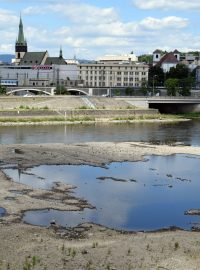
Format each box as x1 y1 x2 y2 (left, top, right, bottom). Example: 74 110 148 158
139 16 188 30
0 8 18 27
133 0 200 10
48 3 118 24
22 6 47 15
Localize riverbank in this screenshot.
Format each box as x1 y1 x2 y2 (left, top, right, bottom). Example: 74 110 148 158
1 142 200 269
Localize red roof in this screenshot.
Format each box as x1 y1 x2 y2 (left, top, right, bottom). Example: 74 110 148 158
153 49 162 54
157 52 179 66
173 49 180 54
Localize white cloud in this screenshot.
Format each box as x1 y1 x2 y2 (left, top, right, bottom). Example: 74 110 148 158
0 8 18 28
48 3 118 24
22 6 46 15
139 16 188 30
133 0 200 10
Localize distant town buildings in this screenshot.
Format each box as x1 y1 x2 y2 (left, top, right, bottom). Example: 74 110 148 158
153 49 200 73
0 15 200 95
78 61 148 88
0 16 79 90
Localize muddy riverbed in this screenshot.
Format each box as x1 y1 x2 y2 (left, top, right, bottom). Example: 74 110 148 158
1 142 200 269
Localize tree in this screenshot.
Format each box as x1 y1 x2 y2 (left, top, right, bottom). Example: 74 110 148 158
179 77 193 96
167 64 189 80
0 86 6 95
148 66 165 87
114 89 120 96
138 54 153 64
125 87 133 96
55 85 70 95
164 78 179 96
140 81 150 96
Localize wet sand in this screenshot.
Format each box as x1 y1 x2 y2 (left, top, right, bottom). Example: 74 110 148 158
0 142 200 269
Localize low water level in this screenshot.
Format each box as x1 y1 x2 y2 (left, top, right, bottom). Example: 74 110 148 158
1 120 200 146
0 208 6 217
3 154 200 231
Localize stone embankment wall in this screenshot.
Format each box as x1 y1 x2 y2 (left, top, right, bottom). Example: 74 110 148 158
0 109 158 119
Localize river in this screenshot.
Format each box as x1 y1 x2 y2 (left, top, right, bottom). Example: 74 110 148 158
0 120 200 146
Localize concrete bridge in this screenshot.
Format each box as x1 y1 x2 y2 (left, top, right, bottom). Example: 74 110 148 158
119 96 200 113
6 86 55 96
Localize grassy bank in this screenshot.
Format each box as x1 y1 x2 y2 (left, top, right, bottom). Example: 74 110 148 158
177 112 200 119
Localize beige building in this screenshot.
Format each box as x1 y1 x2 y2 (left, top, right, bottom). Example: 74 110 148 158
78 63 148 88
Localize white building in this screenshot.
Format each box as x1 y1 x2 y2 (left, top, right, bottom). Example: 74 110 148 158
78 62 148 88
97 53 138 64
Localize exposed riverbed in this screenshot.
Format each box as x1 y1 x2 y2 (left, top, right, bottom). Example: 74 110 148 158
1 142 200 269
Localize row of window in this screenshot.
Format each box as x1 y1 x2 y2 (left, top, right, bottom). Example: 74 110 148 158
85 82 140 87
79 66 147 70
80 71 147 75
80 76 147 81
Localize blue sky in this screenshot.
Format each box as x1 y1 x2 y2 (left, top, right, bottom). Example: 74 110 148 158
0 0 200 59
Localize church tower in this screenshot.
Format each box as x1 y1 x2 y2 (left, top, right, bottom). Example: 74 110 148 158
15 16 27 65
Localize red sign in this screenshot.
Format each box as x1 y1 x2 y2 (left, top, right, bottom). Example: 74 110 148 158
32 65 52 70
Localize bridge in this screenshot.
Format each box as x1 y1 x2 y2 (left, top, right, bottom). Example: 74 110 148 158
6 86 56 96
119 96 200 113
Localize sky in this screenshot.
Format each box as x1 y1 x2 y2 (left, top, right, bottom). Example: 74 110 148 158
0 0 199 59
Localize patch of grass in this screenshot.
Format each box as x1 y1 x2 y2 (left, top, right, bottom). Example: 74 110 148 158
23 256 40 270
177 112 200 119
126 105 136 109
92 242 98 248
19 105 30 110
77 106 91 110
174 242 180 250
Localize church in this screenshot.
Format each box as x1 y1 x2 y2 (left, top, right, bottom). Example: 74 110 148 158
0 16 79 91
15 16 67 66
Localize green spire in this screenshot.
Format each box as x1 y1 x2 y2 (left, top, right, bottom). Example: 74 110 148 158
17 15 26 44
59 46 63 58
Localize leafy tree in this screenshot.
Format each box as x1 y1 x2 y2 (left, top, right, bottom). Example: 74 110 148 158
164 78 179 96
140 81 150 96
138 54 153 64
166 64 189 80
55 85 70 95
0 85 6 95
125 87 133 96
179 77 193 96
148 66 165 87
114 89 120 96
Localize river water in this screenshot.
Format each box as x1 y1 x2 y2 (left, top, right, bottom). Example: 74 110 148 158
0 120 200 145
1 120 200 231
3 154 200 231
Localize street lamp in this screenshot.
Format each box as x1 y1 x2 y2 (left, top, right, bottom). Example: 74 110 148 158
152 75 157 96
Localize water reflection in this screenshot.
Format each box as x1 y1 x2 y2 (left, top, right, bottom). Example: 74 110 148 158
3 154 200 231
0 208 6 217
0 120 200 145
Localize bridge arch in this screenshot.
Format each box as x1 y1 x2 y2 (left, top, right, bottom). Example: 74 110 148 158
67 88 88 95
7 88 52 96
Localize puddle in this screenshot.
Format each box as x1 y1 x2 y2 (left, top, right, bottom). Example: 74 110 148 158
2 154 200 231
0 208 6 217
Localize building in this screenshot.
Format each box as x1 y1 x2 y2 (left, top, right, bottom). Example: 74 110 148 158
0 16 79 92
78 59 148 88
97 53 138 64
153 49 180 72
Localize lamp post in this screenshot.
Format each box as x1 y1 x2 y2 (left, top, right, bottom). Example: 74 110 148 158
152 75 157 96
